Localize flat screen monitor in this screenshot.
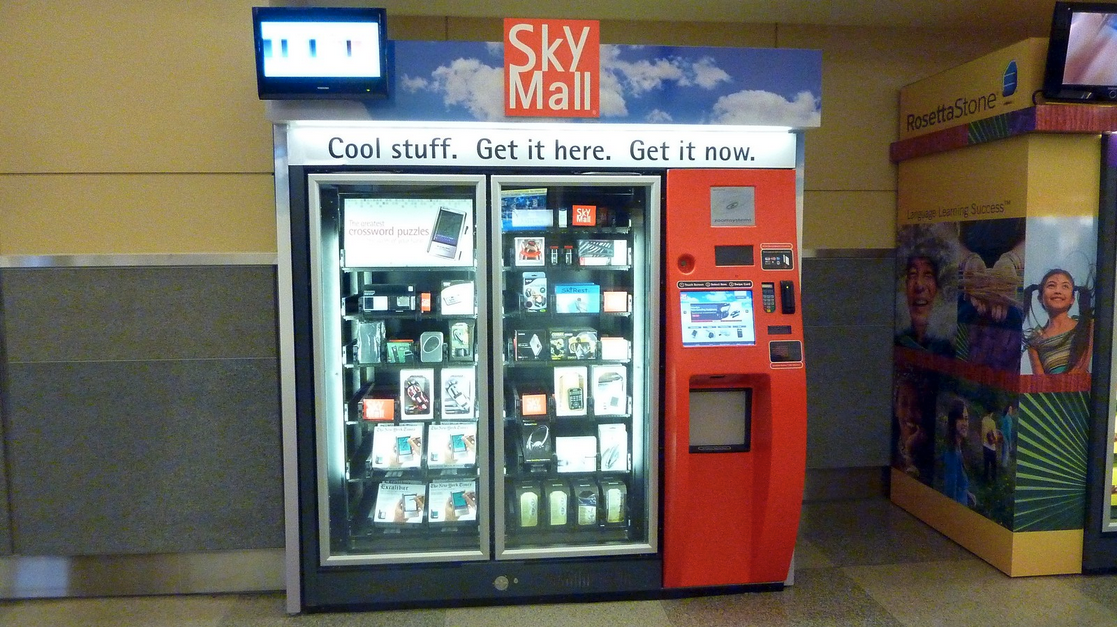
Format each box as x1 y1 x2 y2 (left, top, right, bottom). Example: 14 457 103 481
252 6 389 100
1042 2 1117 102
679 290 756 347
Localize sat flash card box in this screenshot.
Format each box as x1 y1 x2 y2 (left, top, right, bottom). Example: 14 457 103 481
428 479 478 524
372 481 426 525
370 423 424 470
427 422 477 468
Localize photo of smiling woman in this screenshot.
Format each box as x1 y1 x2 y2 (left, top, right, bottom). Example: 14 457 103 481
1023 268 1093 374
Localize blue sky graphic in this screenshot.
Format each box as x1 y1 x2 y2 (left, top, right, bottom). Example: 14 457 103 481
365 41 821 127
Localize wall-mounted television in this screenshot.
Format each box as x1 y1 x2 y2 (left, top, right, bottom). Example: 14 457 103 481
252 6 389 100
1042 1 1117 102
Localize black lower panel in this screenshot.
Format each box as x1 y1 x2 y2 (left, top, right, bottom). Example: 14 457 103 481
303 555 662 610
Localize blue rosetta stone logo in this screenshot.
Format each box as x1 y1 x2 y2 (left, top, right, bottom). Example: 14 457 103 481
1003 60 1018 97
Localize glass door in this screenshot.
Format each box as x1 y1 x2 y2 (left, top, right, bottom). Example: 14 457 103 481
491 175 660 559
308 173 489 565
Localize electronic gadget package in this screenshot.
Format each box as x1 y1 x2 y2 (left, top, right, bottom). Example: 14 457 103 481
515 482 542 528
598 423 629 472
549 329 599 360
399 369 434 419
553 366 589 417
427 479 477 523
352 320 385 364
514 329 548 361
545 479 571 527
357 284 417 313
369 423 424 470
500 188 550 231
592 365 628 416
555 435 597 473
439 280 475 315
520 422 553 463
576 239 629 266
427 422 477 467
553 283 601 313
513 236 546 266
371 481 427 525
449 321 474 361
522 272 548 312
439 368 476 419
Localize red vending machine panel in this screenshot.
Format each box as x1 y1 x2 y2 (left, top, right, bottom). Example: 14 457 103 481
663 168 807 588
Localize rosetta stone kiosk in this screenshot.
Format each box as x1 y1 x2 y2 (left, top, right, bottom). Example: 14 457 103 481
889 37 1117 577
264 9 818 611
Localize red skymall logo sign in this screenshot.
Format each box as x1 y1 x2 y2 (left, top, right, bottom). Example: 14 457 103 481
504 18 599 118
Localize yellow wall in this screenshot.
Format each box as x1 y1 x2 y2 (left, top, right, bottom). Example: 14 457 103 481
0 2 1028 255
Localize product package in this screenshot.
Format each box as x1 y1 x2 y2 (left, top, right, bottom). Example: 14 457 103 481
427 479 477 524
599 336 631 361
553 283 601 313
600 479 628 525
360 284 417 312
554 366 588 417
500 188 551 231
370 423 425 470
514 329 548 361
573 480 600 526
371 481 427 525
449 321 474 361
514 481 542 528
549 329 598 361
555 435 597 473
353 320 385 364
439 280 475 315
399 369 435 419
386 339 416 364
440 368 476 420
520 422 553 463
545 479 571 527
514 236 546 266
592 365 628 416
598 423 629 472
427 422 477 468
522 272 548 312
360 397 395 422
576 240 628 266
518 388 549 419
602 291 631 313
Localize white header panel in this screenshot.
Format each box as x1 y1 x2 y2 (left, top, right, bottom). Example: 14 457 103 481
286 122 797 169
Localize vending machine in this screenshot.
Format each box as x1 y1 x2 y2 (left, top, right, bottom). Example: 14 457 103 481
284 160 662 609
267 19 820 612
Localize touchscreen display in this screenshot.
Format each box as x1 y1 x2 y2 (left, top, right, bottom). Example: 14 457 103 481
680 290 756 347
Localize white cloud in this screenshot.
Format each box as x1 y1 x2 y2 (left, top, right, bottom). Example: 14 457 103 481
692 57 731 89
598 69 628 117
710 90 820 126
645 109 673 123
400 75 430 93
429 58 506 121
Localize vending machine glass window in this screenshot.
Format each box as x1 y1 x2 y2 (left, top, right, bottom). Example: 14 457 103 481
491 175 660 559
306 173 489 565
